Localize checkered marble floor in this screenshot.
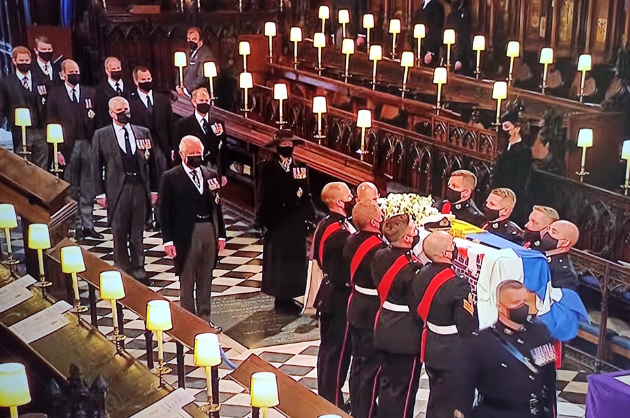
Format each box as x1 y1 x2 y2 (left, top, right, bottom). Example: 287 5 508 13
2 204 588 418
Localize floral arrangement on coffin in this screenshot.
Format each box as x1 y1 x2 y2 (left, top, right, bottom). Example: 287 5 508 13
378 193 439 224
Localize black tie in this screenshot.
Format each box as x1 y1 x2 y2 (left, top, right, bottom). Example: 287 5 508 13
191 170 200 188
201 119 208 135
123 126 132 155
71 88 77 103
146 95 153 113
115 81 122 95
22 76 29 90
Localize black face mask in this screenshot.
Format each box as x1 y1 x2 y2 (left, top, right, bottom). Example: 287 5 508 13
16 63 30 74
66 74 81 86
505 303 529 325
196 102 211 114
450 244 458 261
110 70 123 81
186 155 204 168
116 111 130 125
38 51 53 62
523 229 541 244
188 41 199 52
411 234 420 248
537 234 559 252
343 200 355 215
445 187 461 202
277 146 294 158
483 206 501 221
138 81 153 92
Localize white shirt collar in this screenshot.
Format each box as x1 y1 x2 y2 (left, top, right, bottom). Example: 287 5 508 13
137 89 153 106
37 59 52 78
16 70 31 82
423 0 431 7
113 122 135 153
65 82 80 98
182 161 203 193
195 111 208 124
108 78 123 90
507 138 522 151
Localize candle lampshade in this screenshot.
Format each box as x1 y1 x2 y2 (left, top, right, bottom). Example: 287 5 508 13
473 35 486 51
578 54 592 72
389 19 401 34
313 32 326 48
146 300 173 331
622 140 630 160
539 47 554 64
14 108 31 127
357 110 372 128
239 41 251 56
492 81 508 100
174 51 187 67
28 224 50 250
363 14 375 29
443 29 456 45
100 271 125 300
204 62 218 78
577 129 593 148
0 363 31 408
239 72 253 89
506 41 520 58
264 21 277 37
338 9 350 24
0 204 17 229
400 51 414 68
250 372 279 408
342 38 355 55
414 24 426 39
290 27 303 42
318 5 330 19
194 333 222 367
433 67 448 84
313 96 327 114
46 124 64 144
273 83 288 101
61 246 85 273
369 45 383 61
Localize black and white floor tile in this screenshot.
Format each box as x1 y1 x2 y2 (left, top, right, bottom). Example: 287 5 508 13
3 204 587 418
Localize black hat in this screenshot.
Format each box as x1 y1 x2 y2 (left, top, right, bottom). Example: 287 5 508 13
420 215 453 231
262 130 306 149
500 109 520 125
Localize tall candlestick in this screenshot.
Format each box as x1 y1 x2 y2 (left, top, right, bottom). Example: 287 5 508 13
492 81 508 126
539 47 554 94
389 19 401 60
443 29 456 70
264 22 276 63
577 54 592 103
313 32 326 74
472 35 485 79
290 27 302 69
369 45 382 90
319 5 329 34
363 14 374 51
506 41 520 86
313 96 327 143
414 24 426 67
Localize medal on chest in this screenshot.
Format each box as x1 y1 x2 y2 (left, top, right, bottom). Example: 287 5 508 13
211 122 224 136
136 138 152 159
293 167 306 179
207 177 220 191
531 343 555 366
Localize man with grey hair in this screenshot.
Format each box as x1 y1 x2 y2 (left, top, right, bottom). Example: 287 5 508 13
159 135 226 322
92 96 153 283
96 56 130 128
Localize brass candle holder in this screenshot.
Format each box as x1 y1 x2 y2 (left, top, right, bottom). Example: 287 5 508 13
47 124 64 178
472 35 486 79
400 51 414 94
414 24 426 67
389 19 401 60
539 47 554 94
174 51 187 90
575 129 593 182
290 27 302 69
203 62 218 103
312 96 327 143
356 109 372 159
239 72 253 118
0 204 19 276
363 14 374 51
264 22 276 63
14 108 31 160
28 224 52 288
577 54 592 103
443 29 456 70
621 141 630 195
492 81 508 127
100 271 127 354
194 333 222 416
341 38 355 81
506 41 520 86
369 45 382 90
313 32 326 74
338 9 350 39
147 300 173 388
273 83 288 128
433 67 448 114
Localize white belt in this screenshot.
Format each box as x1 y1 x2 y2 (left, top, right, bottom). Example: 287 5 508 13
354 285 378 296
427 322 458 335
382 301 410 312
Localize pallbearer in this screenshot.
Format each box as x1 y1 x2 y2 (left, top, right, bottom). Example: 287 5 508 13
345 199 387 418
413 231 478 418
440 170 484 227
312 182 355 408
256 130 316 313
356 181 379 202
371 214 423 418
522 206 559 252
482 188 524 244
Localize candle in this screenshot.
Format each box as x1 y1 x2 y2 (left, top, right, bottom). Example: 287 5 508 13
313 32 326 71
363 14 375 50
342 38 355 79
539 47 554 94
338 9 350 38
400 51 414 90
290 27 302 66
443 29 456 69
389 19 401 59
472 35 485 78
319 5 329 33
174 51 187 88
506 41 520 85
369 45 382 89
264 22 276 61
492 81 508 125
577 54 592 102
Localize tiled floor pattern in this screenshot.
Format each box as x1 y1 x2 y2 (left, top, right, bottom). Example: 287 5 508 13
3 205 588 418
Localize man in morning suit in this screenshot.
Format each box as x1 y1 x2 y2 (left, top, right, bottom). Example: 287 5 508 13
47 59 102 241
175 87 228 184
177 27 216 97
92 96 153 283
312 182 355 408
414 0 445 67
130 66 176 227
0 46 49 168
95 57 131 129
160 135 226 322
30 36 62 86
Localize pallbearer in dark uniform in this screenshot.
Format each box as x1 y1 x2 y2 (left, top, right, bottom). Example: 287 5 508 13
92 97 153 283
0 46 49 168
312 182 355 408
256 130 316 312
30 36 62 86
160 136 226 321
440 169 485 227
522 206 559 252
482 188 524 244
95 57 131 129
175 88 228 183
47 59 102 241
414 0 445 66
460 281 556 418
413 231 478 418
444 0 472 74
537 220 580 291
371 214 423 418
356 181 380 202
345 200 387 418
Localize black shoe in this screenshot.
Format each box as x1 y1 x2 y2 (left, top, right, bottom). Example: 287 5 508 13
73 228 84 241
131 268 148 283
83 228 104 240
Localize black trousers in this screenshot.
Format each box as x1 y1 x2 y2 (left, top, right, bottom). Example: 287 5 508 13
111 179 147 277
180 222 217 319
426 365 461 418
377 351 421 418
349 325 381 418
317 311 352 406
